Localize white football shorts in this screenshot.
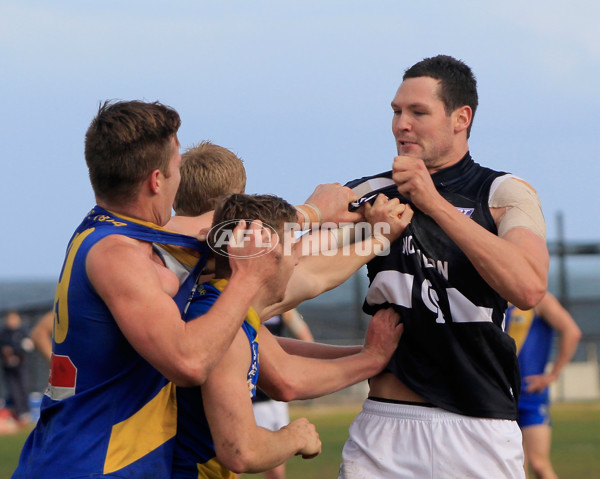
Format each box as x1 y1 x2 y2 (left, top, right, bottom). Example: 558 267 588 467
253 399 290 431
339 398 525 479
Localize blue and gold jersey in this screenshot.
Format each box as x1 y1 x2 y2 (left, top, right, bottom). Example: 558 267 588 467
173 279 260 479
506 304 554 405
13 206 207 479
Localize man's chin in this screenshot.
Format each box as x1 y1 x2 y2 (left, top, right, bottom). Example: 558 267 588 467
397 147 421 158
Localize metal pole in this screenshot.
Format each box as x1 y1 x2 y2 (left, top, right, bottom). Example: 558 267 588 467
556 211 569 308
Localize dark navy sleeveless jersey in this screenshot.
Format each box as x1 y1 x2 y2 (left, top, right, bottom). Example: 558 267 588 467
346 153 521 419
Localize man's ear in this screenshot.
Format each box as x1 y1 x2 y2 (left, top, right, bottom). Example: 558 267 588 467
149 169 161 194
454 105 472 134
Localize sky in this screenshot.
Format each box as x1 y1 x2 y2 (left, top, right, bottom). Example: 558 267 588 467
1 0 599 281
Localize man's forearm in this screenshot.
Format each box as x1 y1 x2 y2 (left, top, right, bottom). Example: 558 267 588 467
259 350 383 401
261 234 388 318
277 337 362 359
549 330 581 380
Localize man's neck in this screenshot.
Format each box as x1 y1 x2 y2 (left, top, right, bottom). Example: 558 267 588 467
426 145 469 175
215 274 272 317
97 199 164 226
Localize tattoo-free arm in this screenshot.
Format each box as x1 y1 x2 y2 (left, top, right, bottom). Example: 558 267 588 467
261 197 413 318
523 293 582 393
30 311 53 362
202 330 321 473
277 337 362 359
258 308 402 401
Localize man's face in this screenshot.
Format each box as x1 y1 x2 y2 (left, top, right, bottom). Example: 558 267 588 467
6 313 21 330
267 229 299 304
391 76 457 171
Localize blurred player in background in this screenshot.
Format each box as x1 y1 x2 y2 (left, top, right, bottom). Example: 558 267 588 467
506 292 581 479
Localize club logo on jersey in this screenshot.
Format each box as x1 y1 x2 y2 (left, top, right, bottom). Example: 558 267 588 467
47 353 77 400
456 207 474 218
421 279 445 323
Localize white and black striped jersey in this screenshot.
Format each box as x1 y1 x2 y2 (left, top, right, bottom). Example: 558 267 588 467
346 153 521 419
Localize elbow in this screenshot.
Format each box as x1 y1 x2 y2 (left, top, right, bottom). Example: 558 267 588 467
273 388 299 403
261 375 301 402
514 290 545 311
511 279 547 310
218 455 247 475
572 326 582 344
216 445 259 474
166 357 211 387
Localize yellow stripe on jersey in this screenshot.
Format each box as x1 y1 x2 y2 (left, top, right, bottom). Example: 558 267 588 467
196 457 237 479
506 307 535 355
54 228 95 344
210 279 261 333
104 382 177 474
105 208 202 268
210 278 229 293
159 243 201 269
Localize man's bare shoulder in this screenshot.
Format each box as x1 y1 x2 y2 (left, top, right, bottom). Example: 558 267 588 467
87 233 153 262
86 233 179 297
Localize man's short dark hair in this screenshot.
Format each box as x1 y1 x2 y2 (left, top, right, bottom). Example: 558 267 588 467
404 55 478 137
208 194 298 278
85 100 181 204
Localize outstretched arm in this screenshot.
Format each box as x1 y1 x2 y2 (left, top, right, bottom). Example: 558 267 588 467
202 330 321 474
523 292 581 393
258 308 402 401
165 183 362 237
297 182 363 227
276 337 362 359
260 196 413 318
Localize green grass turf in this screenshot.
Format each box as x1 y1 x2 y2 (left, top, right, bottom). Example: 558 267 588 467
548 401 600 478
0 426 32 479
1 402 599 478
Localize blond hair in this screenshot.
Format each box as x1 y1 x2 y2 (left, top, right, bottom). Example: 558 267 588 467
174 141 246 216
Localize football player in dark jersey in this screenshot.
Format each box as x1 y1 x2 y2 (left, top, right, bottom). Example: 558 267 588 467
339 55 549 479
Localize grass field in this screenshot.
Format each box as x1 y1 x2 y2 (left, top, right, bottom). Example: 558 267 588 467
1 401 599 478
